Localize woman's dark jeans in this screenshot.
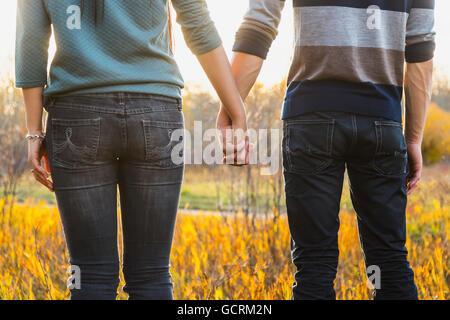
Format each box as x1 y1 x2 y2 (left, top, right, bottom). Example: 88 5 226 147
44 93 184 300
283 111 418 300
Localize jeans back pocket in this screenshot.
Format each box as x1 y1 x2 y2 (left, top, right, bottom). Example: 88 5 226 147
284 119 335 174
142 120 184 168
373 121 408 175
51 118 101 168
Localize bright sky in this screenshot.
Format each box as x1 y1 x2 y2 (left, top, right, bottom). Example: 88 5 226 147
1 0 449 90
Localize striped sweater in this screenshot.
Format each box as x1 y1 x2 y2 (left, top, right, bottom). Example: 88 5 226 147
233 0 436 122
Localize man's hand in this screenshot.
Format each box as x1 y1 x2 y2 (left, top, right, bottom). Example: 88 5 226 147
28 137 53 192
406 143 422 195
216 107 249 165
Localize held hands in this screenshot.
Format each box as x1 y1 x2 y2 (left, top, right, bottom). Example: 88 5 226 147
195 46 253 165
28 135 53 192
216 106 249 166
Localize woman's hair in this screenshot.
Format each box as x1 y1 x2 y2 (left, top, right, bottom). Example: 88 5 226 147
168 3 174 52
80 0 174 51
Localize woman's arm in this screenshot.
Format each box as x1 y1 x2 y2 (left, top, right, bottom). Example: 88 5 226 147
171 0 248 163
171 0 247 123
23 88 45 136
197 46 247 129
16 0 51 137
16 0 52 89
16 0 53 191
22 87 53 191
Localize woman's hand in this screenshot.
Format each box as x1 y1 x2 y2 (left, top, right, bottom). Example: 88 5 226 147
21 88 52 191
28 136 53 192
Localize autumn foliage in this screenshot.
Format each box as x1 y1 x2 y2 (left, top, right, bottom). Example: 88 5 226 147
422 104 450 164
0 166 448 300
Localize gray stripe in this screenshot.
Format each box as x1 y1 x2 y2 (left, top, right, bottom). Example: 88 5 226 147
288 45 405 86
240 0 285 41
406 8 435 46
294 6 408 51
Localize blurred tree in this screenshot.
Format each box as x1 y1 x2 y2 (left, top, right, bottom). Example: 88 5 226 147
0 78 28 219
432 69 450 111
422 103 450 164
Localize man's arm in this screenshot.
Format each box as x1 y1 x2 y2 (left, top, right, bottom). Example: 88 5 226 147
404 61 433 145
403 0 435 194
218 0 284 129
404 60 433 194
228 0 285 100
230 52 264 101
16 1 53 191
217 0 285 164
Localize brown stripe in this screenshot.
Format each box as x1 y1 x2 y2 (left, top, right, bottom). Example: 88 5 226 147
288 46 405 87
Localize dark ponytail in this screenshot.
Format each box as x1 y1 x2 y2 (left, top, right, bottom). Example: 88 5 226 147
80 0 104 24
168 1 174 52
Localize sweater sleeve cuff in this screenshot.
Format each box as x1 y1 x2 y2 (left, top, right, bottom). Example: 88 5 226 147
191 28 223 56
405 41 436 63
15 80 47 88
233 29 273 60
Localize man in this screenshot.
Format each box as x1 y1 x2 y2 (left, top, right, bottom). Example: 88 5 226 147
217 0 435 299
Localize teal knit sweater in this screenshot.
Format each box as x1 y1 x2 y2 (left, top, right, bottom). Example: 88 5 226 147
15 0 222 99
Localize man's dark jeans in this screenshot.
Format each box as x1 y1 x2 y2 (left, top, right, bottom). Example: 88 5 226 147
283 111 418 300
45 93 184 300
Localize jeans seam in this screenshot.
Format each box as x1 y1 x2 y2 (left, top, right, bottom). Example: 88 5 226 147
327 121 335 156
49 104 181 114
119 92 125 106
373 125 383 174
143 120 150 161
120 118 127 156
375 124 381 154
285 126 292 170
285 119 335 126
350 115 357 150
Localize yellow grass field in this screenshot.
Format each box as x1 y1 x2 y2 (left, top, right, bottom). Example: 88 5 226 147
0 168 448 300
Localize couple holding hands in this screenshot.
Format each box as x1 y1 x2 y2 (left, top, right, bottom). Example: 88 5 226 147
16 0 435 300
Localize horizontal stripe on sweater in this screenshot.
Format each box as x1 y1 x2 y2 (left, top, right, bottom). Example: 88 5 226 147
292 0 434 12
283 80 403 122
293 7 408 51
287 46 405 86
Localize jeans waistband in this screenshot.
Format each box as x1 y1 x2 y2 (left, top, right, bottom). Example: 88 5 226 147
44 93 182 114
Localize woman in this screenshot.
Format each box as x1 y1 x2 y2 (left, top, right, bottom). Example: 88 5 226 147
16 0 247 300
